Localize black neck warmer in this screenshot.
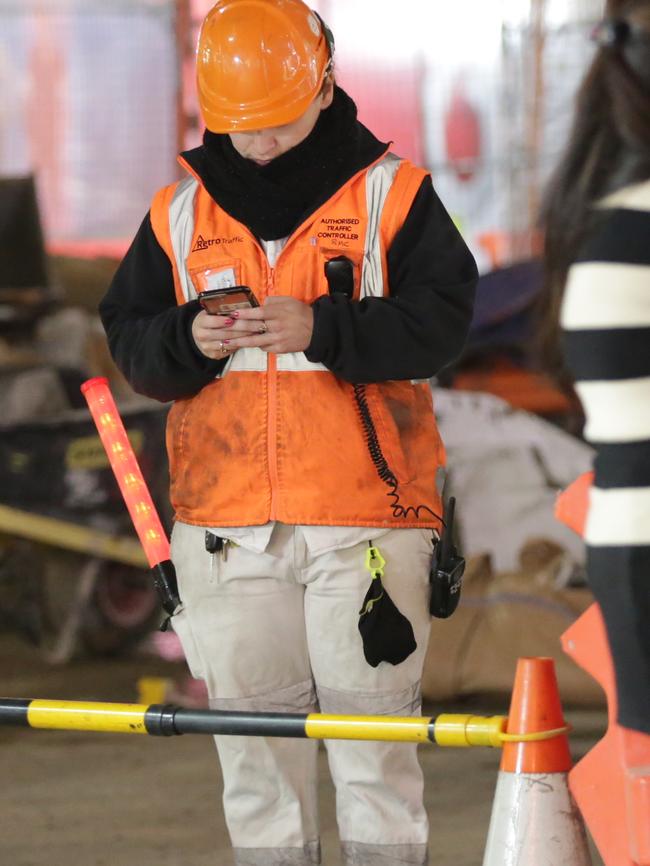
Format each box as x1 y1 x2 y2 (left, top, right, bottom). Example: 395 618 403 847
182 87 388 241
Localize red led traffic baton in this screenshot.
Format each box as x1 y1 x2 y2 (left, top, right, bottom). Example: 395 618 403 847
80 377 180 620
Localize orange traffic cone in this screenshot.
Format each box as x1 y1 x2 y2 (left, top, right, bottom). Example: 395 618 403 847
482 657 592 866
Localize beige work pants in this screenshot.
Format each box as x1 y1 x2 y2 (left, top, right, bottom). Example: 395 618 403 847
170 522 434 866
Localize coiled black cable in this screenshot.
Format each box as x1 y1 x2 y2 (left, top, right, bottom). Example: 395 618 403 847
353 383 444 524
323 255 444 526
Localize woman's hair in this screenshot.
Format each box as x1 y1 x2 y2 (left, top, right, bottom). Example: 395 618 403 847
319 68 336 97
538 0 650 374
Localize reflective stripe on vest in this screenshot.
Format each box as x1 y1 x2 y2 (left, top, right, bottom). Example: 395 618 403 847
223 346 329 373
168 175 200 304
360 153 402 299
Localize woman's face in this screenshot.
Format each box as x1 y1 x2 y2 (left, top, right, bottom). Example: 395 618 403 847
228 81 334 166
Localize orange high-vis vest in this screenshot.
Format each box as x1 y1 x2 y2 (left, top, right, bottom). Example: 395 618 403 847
149 151 446 528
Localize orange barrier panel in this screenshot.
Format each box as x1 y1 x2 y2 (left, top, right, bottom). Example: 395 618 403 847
555 470 594 537
557 477 650 866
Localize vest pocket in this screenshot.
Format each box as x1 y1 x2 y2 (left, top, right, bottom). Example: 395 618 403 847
362 382 416 485
167 398 192 464
188 257 243 297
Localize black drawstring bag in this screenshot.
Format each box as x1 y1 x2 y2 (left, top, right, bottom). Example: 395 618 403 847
357 545 417 667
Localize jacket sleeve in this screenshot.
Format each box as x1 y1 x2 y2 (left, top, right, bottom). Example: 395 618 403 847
304 176 478 383
98 213 226 403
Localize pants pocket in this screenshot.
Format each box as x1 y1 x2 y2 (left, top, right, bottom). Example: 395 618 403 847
171 606 205 680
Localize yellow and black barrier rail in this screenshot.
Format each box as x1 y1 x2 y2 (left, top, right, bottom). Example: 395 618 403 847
0 698 509 747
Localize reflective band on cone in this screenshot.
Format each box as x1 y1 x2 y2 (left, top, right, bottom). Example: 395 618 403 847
482 657 592 866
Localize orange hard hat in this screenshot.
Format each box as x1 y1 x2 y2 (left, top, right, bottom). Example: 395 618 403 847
196 0 333 133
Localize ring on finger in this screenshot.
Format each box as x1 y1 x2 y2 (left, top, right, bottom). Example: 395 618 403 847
218 340 229 354
258 320 268 335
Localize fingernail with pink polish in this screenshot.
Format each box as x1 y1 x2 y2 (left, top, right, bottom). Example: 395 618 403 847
224 318 235 327
230 311 240 319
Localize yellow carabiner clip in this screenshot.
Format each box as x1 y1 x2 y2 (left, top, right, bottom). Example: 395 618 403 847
365 545 386 579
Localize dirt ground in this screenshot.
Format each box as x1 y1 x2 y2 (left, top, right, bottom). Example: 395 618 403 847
1 632 606 866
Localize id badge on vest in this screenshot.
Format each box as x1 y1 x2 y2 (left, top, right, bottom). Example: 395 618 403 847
189 262 242 298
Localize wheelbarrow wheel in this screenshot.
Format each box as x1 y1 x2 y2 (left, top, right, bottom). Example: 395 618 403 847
80 560 160 656
39 549 161 660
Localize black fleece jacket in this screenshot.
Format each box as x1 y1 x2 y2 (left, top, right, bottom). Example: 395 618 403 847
100 156 477 404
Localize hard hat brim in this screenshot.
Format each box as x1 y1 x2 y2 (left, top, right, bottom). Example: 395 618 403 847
200 76 327 134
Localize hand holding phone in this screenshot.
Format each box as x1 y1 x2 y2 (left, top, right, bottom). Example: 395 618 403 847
195 294 314 358
198 286 259 316
193 286 261 360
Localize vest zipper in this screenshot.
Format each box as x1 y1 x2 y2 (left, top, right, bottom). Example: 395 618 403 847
266 266 280 520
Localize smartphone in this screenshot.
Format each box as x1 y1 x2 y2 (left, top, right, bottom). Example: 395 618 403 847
198 286 260 316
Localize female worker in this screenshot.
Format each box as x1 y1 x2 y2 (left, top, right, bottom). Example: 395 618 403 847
100 2 477 863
